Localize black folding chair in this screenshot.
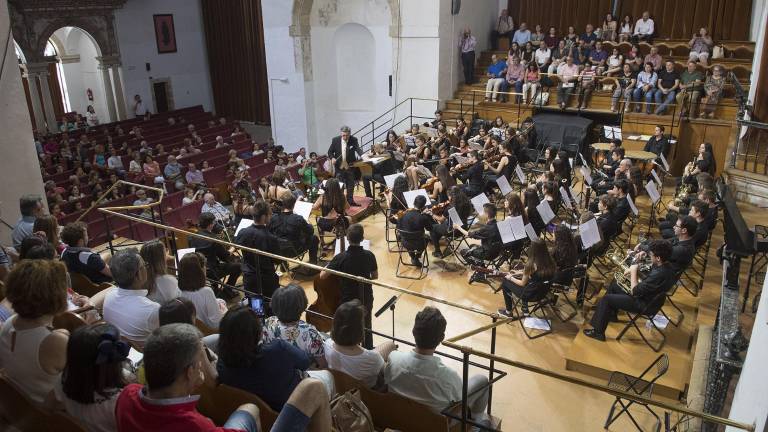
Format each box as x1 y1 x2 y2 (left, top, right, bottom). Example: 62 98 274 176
604 354 669 432
506 280 555 339
615 292 668 352
395 228 429 280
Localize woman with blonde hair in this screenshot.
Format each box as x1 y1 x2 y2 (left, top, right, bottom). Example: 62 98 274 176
139 240 180 303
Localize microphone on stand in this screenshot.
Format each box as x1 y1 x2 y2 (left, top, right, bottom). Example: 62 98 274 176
374 293 402 318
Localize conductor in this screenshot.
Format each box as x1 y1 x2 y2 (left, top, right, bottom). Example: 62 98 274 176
328 125 362 206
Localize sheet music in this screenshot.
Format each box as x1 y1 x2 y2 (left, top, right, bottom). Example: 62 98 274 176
384 173 405 189
293 200 313 222
515 164 526 184
650 169 662 185
509 215 526 240
177 248 196 260
235 218 253 236
536 200 556 224
524 223 538 241
659 153 670 171
626 195 639 216
470 193 491 215
645 181 661 204
496 218 516 244
603 125 622 140
568 185 581 205
335 239 370 255
579 218 601 249
448 207 462 227
404 189 431 208
496 175 513 196
559 186 572 209
580 166 593 185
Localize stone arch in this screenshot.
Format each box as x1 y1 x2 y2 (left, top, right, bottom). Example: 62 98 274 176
290 0 400 82
36 19 109 60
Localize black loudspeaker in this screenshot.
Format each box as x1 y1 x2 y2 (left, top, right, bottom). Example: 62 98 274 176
451 0 461 15
145 63 151 72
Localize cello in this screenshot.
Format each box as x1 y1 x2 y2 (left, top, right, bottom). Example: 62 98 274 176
306 214 347 332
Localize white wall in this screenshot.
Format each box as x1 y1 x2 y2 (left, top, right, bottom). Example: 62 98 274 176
726 272 768 431
309 0 395 151
437 0 497 100
113 0 214 113
751 0 767 41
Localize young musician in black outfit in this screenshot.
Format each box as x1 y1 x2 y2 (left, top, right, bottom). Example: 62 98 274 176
397 195 434 267
498 238 555 316
268 194 320 268
362 143 396 198
644 125 670 159
431 186 472 258
322 223 378 349
456 150 484 196
234 199 281 303
584 240 677 341
595 194 618 241
189 212 242 299
455 203 502 264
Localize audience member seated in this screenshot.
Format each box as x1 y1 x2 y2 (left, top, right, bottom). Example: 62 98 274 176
324 300 397 388
262 284 326 368
384 306 491 425
498 238 556 317
102 249 159 347
60 222 113 284
677 61 705 118
484 54 508 103
11 194 43 249
689 28 714 66
185 162 206 187
583 240 675 342
190 212 241 299
512 22 531 45
633 11 655 43
202 193 233 226
501 55 525 103
0 260 69 404
178 252 227 329
268 194 320 267
140 240 181 304
644 46 662 72
556 56 580 110
164 155 185 191
633 62 658 114
55 323 129 432
115 323 260 432
701 65 726 119
217 305 333 411
654 61 680 115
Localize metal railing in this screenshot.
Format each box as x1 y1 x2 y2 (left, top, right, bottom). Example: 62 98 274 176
352 98 439 153
91 199 756 431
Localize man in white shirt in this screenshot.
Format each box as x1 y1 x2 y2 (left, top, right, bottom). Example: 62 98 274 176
201 193 232 225
633 11 655 43
132 94 144 118
384 307 491 425
534 44 551 70
102 249 160 348
556 56 580 110
490 9 514 50
512 22 531 45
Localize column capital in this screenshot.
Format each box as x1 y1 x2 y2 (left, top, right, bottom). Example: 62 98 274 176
25 62 53 76
96 55 122 68
58 54 81 64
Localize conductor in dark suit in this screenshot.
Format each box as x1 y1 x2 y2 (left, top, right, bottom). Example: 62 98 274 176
328 125 363 206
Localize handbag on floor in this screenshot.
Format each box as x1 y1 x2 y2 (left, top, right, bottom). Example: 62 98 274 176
330 389 375 432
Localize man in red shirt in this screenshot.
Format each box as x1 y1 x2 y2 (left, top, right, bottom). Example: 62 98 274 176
116 323 331 431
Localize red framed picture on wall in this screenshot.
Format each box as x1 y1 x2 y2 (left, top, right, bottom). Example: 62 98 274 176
153 14 177 54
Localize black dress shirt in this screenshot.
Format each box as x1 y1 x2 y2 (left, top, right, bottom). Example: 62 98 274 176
326 245 378 305
190 229 234 274
632 262 676 308
268 212 314 251
644 135 670 158
235 224 280 277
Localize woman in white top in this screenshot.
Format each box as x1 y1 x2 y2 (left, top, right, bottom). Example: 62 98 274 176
56 323 128 432
606 48 624 76
140 240 180 304
323 300 396 388
618 15 633 42
86 105 99 127
178 252 226 329
0 260 69 404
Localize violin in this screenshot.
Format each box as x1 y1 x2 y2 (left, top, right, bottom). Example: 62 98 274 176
429 201 450 217
423 177 438 192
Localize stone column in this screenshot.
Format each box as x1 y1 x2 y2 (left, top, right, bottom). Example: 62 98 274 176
110 64 127 120
26 63 58 134
97 59 117 122
23 68 47 133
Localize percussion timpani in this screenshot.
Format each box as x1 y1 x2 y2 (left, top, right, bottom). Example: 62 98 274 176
591 143 612 152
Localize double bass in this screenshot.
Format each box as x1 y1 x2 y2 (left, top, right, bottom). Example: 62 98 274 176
307 214 347 332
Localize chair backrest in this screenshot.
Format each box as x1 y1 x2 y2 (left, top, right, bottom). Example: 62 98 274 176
631 354 669 395
0 374 87 431
328 369 460 432
69 272 112 297
53 311 89 333
197 383 278 432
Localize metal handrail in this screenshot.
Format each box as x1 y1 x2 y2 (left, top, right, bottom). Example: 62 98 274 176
75 181 165 223
443 320 755 431
352 98 439 151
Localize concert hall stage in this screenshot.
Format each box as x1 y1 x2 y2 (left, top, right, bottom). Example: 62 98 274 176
565 282 701 400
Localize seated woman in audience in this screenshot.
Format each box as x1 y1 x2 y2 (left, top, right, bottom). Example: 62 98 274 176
263 284 326 368
521 41 536 64
0 260 69 404
507 41 521 59
602 13 617 41
324 300 396 388
606 47 624 76
312 178 350 235
701 65 725 119
689 27 714 66
34 214 66 256
68 185 85 202
564 26 578 49
217 305 332 410
140 240 180 304
619 15 633 42
521 63 540 104
56 323 128 432
530 24 545 47
92 144 108 170
141 155 164 187
498 238 555 317
127 152 142 181
177 252 226 330
551 225 579 287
